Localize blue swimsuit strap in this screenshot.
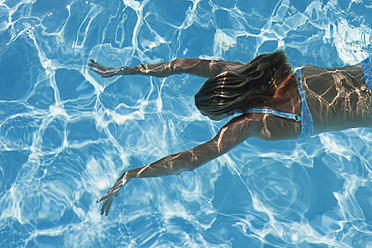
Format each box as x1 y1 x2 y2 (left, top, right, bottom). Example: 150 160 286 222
245 108 302 122
245 68 315 139
295 68 315 138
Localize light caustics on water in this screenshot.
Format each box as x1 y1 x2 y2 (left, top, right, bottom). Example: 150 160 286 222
0 0 372 247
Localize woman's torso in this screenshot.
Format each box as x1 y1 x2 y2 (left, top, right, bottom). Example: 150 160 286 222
301 63 372 134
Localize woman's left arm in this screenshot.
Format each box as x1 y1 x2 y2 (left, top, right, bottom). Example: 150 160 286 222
98 115 261 215
89 59 244 79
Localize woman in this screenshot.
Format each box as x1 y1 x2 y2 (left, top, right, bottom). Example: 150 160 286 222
88 51 372 216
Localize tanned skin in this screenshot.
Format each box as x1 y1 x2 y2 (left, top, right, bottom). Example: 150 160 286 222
88 57 371 215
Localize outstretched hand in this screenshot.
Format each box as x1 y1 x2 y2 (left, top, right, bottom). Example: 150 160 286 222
88 59 120 78
88 60 134 78
97 173 130 216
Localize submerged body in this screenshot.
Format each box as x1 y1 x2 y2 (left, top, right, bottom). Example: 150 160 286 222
302 63 372 133
88 52 372 215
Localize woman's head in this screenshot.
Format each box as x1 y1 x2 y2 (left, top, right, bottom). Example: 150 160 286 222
194 50 291 120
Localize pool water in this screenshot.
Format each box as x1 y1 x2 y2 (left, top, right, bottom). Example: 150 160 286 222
1 0 372 247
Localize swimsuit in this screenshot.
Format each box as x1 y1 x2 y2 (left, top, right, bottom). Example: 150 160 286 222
360 57 372 91
245 68 315 139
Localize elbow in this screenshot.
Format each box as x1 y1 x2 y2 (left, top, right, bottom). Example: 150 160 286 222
175 164 195 175
169 150 202 175
164 154 194 175
177 160 199 175
184 163 196 172
172 59 187 75
176 161 195 175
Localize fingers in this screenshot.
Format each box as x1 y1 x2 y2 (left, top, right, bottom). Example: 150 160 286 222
97 193 111 203
105 199 113 216
101 201 106 215
89 68 119 78
97 192 114 203
96 183 123 203
101 197 112 215
87 59 95 67
88 60 108 71
96 176 130 216
88 60 129 78
101 70 119 78
89 68 105 76
88 59 96 67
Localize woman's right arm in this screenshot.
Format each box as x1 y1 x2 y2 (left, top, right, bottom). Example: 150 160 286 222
89 59 244 78
97 114 260 215
96 113 302 216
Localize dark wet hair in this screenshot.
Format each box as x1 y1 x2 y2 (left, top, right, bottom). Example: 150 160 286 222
194 50 292 117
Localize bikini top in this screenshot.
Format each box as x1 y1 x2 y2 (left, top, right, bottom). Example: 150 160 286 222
244 68 315 139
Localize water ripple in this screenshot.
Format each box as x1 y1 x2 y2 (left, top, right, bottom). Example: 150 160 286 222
0 0 372 247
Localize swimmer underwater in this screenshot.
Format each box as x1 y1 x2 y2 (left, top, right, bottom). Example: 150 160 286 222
88 51 372 216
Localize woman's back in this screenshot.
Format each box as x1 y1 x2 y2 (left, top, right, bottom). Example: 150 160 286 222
301 64 372 134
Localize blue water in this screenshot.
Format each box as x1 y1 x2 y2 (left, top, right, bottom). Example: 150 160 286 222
1 0 372 247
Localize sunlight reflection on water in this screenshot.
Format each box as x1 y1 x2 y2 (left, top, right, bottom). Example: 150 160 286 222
0 0 372 247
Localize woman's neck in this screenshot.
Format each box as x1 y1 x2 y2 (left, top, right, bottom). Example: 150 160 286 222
272 73 298 101
261 73 301 115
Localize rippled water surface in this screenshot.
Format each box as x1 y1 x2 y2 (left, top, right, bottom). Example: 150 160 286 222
1 0 372 247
